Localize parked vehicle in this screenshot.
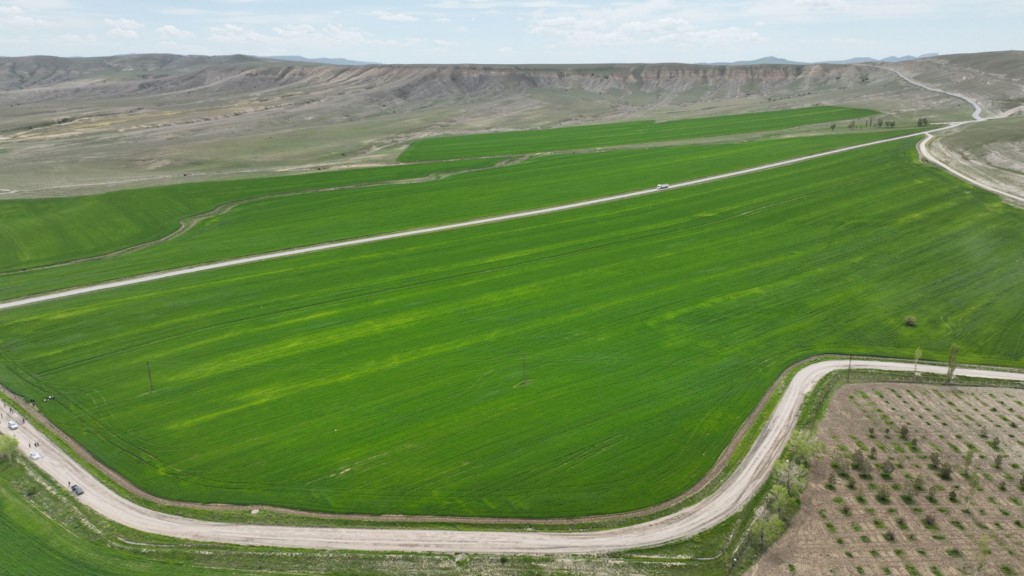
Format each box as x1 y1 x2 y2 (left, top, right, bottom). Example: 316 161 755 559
7 420 18 430
71 484 84 496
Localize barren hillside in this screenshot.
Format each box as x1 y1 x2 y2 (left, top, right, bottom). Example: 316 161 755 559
0 54 967 196
891 50 1024 115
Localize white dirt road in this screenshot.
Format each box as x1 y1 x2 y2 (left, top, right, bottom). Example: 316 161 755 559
5 359 1022 554
0 130 924 312
880 65 1023 202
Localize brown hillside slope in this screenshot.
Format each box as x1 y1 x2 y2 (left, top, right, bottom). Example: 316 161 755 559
890 50 1024 115
0 55 963 196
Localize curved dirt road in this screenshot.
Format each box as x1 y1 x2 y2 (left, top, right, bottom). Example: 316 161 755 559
882 66 984 121
6 359 1022 553
879 65 1024 202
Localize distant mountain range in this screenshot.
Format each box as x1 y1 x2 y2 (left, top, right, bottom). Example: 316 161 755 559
704 54 940 66
268 54 940 67
269 55 377 66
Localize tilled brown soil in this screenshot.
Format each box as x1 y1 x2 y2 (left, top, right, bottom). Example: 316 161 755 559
750 382 1024 575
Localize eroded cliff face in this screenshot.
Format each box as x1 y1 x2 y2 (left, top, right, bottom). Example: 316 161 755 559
0 55 916 196
347 62 880 103
0 56 884 104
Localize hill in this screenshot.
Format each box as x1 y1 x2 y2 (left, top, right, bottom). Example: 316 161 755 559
0 53 987 196
890 50 1024 115
269 55 377 66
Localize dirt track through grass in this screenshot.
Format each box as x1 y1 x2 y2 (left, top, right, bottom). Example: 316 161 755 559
0 130 922 311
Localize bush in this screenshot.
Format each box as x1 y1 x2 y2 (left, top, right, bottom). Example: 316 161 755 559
876 486 891 504
903 316 918 327
938 463 953 481
0 436 16 461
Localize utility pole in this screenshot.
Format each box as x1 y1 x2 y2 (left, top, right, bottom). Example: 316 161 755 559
847 355 853 382
521 354 527 386
147 361 153 393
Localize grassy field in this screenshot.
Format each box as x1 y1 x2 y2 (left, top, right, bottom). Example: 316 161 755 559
0 458 605 576
0 130 915 302
3 138 1023 518
0 158 500 273
398 106 876 161
0 459 259 576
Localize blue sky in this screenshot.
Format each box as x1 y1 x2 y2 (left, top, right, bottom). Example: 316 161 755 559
0 1 1018 64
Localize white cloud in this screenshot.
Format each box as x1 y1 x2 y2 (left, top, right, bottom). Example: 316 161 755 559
689 26 764 45
210 23 265 43
156 24 193 40
209 22 384 49
429 1 584 8
371 10 419 22
104 17 144 30
0 5 52 27
324 24 372 45
528 2 761 47
271 23 319 39
745 0 930 20
108 28 139 39
105 17 144 39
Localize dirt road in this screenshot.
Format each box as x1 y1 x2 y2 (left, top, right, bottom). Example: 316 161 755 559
879 65 1023 202
0 130 925 312
5 359 1022 553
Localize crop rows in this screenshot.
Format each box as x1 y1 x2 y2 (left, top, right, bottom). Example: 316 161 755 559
399 106 876 161
3 137 1023 517
1 130 912 303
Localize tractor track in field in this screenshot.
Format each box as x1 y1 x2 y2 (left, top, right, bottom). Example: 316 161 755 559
3 359 1023 553
0 157 528 278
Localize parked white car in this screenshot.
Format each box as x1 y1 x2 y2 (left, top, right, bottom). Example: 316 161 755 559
29 452 41 460
7 420 17 430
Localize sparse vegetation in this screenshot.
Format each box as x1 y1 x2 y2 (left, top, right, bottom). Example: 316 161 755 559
754 382 1024 574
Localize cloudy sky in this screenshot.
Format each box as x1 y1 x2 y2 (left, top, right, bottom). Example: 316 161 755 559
0 0 1017 64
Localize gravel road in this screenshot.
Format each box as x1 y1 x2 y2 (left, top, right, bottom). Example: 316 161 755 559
880 65 1023 202
0 131 922 312
6 359 1022 553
